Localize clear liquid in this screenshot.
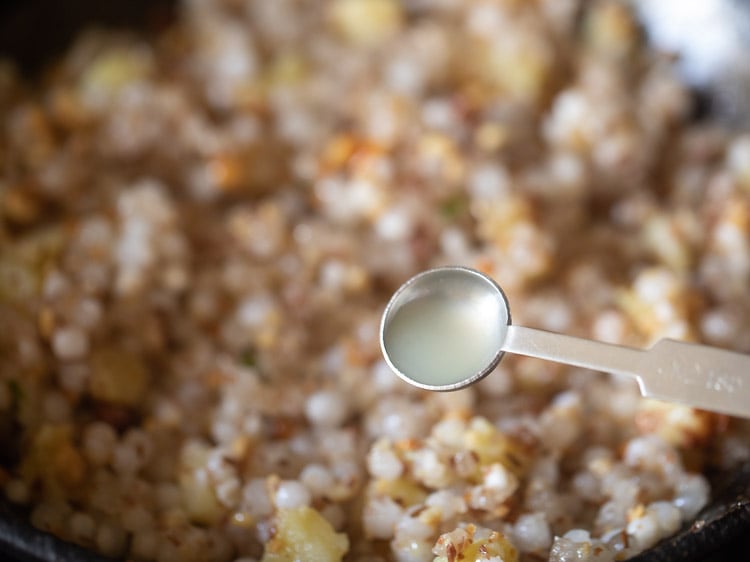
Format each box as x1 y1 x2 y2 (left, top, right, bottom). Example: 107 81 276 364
384 293 508 386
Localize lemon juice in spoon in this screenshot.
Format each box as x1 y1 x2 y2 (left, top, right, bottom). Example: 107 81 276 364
383 292 507 387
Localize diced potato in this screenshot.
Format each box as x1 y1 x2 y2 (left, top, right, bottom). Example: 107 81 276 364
635 400 715 448
81 46 153 98
178 441 224 526
464 418 530 479
584 1 639 59
373 477 428 507
329 0 403 45
21 424 86 499
88 347 149 406
262 506 349 562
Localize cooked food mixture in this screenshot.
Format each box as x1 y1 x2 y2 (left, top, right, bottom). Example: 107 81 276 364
1 1 750 561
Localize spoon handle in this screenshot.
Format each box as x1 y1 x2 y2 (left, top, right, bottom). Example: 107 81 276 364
502 326 750 418
638 339 750 418
502 326 645 378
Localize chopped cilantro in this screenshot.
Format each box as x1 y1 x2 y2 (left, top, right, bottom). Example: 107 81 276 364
440 195 468 219
240 348 257 368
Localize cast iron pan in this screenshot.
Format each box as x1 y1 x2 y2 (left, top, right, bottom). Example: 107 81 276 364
0 1 748 561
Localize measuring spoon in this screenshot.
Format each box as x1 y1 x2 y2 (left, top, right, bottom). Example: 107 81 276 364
380 266 750 418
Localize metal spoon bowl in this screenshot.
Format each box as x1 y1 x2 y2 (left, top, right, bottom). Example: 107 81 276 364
380 266 511 391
